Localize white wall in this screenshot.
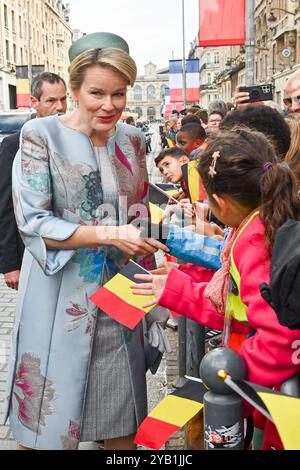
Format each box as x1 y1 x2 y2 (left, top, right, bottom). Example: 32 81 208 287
0 71 16 110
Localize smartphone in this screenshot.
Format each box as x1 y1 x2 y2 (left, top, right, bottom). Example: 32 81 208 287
239 84 274 103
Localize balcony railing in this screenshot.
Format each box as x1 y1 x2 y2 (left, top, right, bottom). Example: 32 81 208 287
206 62 220 69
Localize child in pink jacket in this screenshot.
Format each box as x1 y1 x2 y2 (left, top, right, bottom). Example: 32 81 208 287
132 128 300 449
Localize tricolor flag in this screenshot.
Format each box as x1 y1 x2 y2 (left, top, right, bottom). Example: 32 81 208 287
169 59 200 104
134 380 205 449
16 65 45 108
149 182 179 224
162 87 173 118
199 0 246 47
182 160 207 203
223 374 300 450
90 260 156 329
16 65 30 108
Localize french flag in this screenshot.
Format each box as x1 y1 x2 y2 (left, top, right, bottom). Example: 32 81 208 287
169 59 200 104
162 87 173 117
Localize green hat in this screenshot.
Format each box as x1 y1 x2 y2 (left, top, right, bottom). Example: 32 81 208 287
69 32 130 63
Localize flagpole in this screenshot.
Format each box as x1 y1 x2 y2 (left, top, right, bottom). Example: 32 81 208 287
246 0 255 85
182 0 187 107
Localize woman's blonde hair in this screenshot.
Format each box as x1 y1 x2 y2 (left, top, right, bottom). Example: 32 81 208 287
68 48 137 90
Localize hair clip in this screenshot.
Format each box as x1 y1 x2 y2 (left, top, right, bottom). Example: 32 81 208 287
208 151 220 178
263 162 273 173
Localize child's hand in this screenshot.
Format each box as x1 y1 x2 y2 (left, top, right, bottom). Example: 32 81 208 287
167 190 182 205
194 201 209 221
150 257 179 275
131 274 168 308
180 198 194 219
195 220 225 238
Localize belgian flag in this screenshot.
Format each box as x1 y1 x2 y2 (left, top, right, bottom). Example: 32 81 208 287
90 260 156 329
166 137 175 148
149 182 179 224
134 380 205 449
223 375 300 450
181 160 207 202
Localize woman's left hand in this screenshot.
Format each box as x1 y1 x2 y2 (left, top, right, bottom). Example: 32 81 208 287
131 274 168 308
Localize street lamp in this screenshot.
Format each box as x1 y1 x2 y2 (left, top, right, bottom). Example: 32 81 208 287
267 8 297 23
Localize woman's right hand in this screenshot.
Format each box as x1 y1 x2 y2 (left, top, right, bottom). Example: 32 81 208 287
109 224 170 257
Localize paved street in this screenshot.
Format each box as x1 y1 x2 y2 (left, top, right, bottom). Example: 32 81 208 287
0 125 169 451
0 275 17 449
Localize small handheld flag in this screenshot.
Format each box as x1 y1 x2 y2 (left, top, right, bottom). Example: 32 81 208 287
90 260 156 329
219 371 300 450
181 160 206 202
149 182 179 224
134 380 205 449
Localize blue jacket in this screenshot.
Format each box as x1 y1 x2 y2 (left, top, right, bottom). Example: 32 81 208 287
166 224 224 271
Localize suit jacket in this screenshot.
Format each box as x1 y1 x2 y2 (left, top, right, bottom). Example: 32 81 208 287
0 132 24 273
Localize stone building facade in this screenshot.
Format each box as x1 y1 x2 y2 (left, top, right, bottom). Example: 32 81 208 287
189 0 300 109
0 0 72 109
126 62 169 120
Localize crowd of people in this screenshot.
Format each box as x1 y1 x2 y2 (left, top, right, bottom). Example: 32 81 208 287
1 29 300 451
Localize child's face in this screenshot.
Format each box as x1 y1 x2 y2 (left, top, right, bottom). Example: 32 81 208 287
177 131 199 154
208 194 250 228
157 156 184 183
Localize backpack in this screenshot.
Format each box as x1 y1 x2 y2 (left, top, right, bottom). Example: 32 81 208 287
260 219 300 330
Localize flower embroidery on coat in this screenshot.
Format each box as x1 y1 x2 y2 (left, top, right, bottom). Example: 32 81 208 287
65 299 97 336
60 420 80 450
13 353 56 435
27 172 50 193
73 248 104 284
81 170 103 219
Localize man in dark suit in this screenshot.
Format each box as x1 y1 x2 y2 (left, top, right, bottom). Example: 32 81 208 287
0 72 67 289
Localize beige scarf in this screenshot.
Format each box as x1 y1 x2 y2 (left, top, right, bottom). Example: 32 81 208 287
204 211 258 314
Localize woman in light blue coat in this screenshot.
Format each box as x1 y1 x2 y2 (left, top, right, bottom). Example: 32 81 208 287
5 33 168 450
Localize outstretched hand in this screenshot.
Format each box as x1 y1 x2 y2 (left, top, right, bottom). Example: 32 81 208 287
131 273 168 308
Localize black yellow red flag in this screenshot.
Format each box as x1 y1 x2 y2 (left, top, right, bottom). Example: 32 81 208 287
148 182 179 224
134 380 205 449
224 375 300 450
181 161 206 202
90 260 156 329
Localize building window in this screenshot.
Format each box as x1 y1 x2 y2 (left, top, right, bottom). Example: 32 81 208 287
19 16 22 36
147 106 156 119
6 40 10 61
4 4 8 28
214 52 219 65
12 10 16 32
134 106 143 117
265 54 268 78
134 85 142 100
147 85 156 101
13 44 17 63
207 73 211 85
206 52 211 65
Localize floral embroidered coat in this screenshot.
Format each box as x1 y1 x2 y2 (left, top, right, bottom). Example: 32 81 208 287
5 115 161 450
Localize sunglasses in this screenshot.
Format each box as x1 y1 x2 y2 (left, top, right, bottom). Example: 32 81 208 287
283 95 300 107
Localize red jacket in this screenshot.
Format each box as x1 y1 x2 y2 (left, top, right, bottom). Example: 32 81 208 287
159 215 300 388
